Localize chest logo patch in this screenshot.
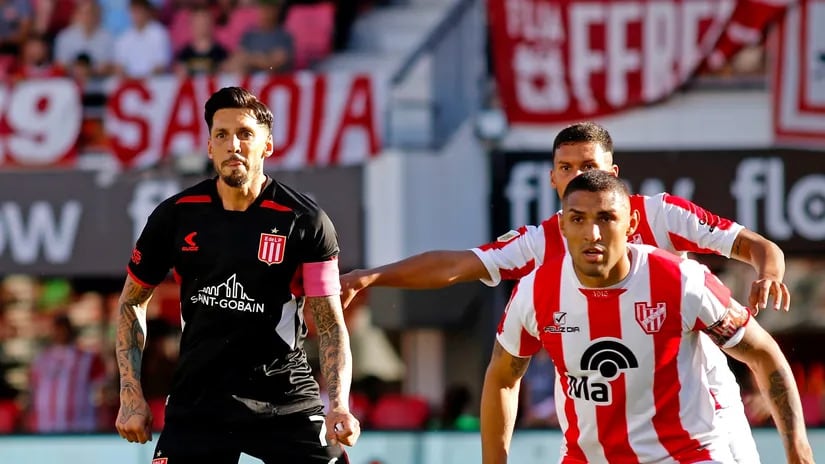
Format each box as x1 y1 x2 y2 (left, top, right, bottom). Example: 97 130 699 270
258 233 286 265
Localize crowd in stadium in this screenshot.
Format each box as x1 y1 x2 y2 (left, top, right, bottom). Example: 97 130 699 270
0 0 372 81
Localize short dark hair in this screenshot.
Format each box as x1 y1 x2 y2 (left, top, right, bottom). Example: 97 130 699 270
204 87 274 133
552 122 614 159
562 170 629 203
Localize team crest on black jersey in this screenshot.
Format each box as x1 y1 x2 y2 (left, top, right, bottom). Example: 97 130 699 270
258 233 286 265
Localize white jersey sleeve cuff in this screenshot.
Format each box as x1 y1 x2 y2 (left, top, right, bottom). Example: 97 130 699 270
721 326 748 349
717 223 746 258
495 332 530 358
470 247 501 287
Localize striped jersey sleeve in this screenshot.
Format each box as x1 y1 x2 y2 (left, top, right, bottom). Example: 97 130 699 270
681 259 750 348
471 215 564 287
645 193 744 257
495 276 543 358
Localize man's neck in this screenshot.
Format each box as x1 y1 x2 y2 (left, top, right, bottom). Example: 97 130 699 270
217 174 268 211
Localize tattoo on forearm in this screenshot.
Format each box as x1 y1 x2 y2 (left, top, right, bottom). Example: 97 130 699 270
308 296 350 409
116 281 152 392
767 368 799 442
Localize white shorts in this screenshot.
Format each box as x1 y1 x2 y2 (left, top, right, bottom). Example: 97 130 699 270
715 405 761 464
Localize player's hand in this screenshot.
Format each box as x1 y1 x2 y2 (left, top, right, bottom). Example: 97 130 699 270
325 408 360 447
340 270 367 310
749 277 790 314
116 392 153 444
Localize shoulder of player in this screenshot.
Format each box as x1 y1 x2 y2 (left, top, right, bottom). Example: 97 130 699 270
166 179 216 208
633 243 685 269
268 179 324 218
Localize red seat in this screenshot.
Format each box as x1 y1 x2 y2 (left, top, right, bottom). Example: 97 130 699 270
169 9 194 53
283 2 334 69
368 394 430 430
349 392 372 426
148 398 167 431
216 6 260 52
0 400 21 433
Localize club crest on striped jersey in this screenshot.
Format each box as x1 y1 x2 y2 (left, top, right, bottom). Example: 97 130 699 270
258 233 286 265
635 301 667 334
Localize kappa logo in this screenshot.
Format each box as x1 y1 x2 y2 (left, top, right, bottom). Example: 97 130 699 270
543 311 580 333
181 231 199 252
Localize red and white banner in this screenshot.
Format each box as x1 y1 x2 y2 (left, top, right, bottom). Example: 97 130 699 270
773 0 825 145
489 0 791 125
0 79 81 166
0 72 385 169
105 72 385 169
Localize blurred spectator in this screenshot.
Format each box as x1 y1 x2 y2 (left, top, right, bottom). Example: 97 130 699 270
32 0 76 42
54 0 114 77
113 0 170 77
10 34 65 81
27 313 106 433
226 0 293 74
174 6 227 76
519 349 558 428
431 384 479 430
0 0 33 58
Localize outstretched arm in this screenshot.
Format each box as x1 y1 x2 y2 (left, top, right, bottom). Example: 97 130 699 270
115 275 154 444
340 250 489 308
307 295 360 447
481 341 531 464
721 318 813 464
730 229 789 312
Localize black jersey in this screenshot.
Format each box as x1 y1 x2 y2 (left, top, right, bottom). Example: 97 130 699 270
127 177 339 421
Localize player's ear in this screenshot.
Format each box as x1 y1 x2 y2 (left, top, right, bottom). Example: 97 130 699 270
207 139 213 159
627 209 640 237
263 134 273 159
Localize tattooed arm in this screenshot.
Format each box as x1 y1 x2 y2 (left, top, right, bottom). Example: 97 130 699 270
481 341 531 464
114 275 155 444
730 229 790 312
722 316 814 464
306 295 360 447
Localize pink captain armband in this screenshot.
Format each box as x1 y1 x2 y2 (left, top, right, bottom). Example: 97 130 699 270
303 259 341 297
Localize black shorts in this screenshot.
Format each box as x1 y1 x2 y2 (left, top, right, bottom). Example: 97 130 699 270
152 412 349 464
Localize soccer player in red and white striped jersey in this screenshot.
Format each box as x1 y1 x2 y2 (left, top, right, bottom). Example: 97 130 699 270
341 122 789 462
481 171 813 464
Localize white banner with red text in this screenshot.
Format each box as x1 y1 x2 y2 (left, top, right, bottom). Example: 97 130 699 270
773 0 825 146
0 72 385 168
488 0 791 124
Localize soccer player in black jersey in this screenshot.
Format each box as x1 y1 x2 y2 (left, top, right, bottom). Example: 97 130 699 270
114 86 359 463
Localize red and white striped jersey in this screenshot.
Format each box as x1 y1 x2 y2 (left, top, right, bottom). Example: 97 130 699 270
472 193 743 287
29 346 106 432
497 244 750 464
473 193 747 410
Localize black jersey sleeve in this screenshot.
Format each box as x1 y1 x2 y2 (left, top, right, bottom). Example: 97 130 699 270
297 207 339 263
127 201 175 287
